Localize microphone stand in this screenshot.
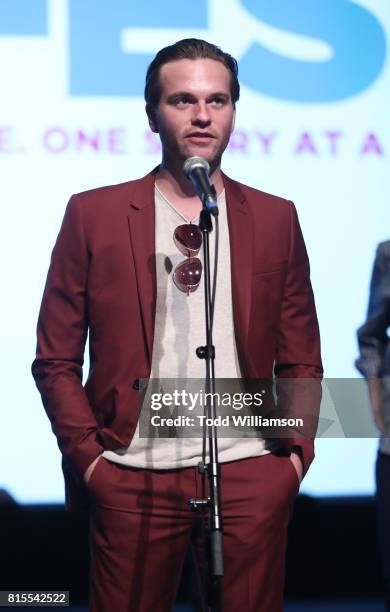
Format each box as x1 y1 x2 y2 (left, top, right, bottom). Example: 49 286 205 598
187 199 224 612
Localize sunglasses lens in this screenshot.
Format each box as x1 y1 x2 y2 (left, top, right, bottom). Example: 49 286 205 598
174 224 202 257
173 258 202 293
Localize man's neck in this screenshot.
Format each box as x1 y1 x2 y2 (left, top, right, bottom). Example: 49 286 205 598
155 161 224 221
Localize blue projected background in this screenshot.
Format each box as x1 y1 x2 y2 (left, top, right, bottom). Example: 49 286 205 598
0 0 388 503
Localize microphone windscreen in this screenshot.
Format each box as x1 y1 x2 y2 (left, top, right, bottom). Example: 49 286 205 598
183 156 210 177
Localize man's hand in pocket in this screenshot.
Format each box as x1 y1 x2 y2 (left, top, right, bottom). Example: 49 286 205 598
84 454 103 485
289 451 303 485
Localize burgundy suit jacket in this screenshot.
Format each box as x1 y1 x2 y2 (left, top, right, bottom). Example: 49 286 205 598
32 168 322 511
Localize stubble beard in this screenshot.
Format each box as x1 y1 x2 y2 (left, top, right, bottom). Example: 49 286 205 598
160 130 230 177
180 138 227 172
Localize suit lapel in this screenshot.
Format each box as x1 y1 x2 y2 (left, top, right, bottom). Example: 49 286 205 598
222 172 253 372
127 170 157 368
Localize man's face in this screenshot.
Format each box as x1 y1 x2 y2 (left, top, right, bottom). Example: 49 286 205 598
147 58 236 169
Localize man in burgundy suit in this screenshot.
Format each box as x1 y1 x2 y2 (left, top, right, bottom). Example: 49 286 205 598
32 39 322 611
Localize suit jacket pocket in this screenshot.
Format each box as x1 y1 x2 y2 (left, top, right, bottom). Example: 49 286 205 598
252 260 287 276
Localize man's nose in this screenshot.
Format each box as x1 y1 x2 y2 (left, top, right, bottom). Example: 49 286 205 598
191 102 211 126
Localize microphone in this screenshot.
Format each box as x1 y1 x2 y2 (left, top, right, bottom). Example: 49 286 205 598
183 157 219 216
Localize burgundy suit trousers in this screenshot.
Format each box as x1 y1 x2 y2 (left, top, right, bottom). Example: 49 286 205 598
87 452 299 612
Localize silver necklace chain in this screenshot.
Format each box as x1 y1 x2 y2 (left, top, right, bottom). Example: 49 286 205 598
155 184 199 224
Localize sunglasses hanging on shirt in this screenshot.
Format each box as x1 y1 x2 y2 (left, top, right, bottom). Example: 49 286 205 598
172 224 203 295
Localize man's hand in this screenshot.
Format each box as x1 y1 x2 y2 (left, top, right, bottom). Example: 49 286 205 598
368 378 384 433
84 454 103 485
289 451 303 485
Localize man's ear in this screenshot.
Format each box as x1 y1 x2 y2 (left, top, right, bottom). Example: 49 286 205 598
145 103 158 133
230 107 236 134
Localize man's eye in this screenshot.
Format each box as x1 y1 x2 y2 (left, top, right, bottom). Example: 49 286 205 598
211 97 226 106
176 97 189 105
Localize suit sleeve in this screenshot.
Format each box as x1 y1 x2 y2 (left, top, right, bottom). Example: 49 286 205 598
274 201 323 475
31 195 104 477
355 243 390 379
